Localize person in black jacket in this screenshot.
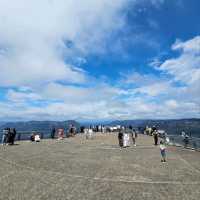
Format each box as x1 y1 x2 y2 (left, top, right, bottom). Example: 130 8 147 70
153 130 158 145
118 129 123 147
10 128 16 145
51 127 56 139
7 128 12 145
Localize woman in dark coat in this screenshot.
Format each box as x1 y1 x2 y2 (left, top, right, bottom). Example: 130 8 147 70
10 128 16 145
7 128 12 144
51 127 56 139
118 129 123 147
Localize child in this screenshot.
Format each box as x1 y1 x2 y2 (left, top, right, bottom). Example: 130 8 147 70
160 140 166 162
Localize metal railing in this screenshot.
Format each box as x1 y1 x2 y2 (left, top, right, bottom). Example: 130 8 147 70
167 135 200 151
0 130 63 141
1 130 200 151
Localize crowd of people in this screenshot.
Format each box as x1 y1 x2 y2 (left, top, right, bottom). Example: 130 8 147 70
1 124 168 162
1 128 17 145
30 133 41 142
50 125 77 140
117 126 167 162
144 126 160 145
118 127 138 148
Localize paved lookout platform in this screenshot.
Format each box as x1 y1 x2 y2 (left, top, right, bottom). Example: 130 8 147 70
0 134 200 200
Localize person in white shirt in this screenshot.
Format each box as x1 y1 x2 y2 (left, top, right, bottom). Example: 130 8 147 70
34 134 41 142
160 140 166 162
123 128 130 148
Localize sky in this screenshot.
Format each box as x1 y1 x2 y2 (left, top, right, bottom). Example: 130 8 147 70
0 0 200 121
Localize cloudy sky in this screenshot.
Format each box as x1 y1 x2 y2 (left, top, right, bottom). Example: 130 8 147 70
0 0 200 121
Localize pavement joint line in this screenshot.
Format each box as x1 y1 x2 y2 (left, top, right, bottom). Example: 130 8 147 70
89 145 157 150
40 172 200 185
1 155 200 186
176 154 200 174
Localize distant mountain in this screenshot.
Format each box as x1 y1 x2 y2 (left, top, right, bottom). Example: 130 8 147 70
0 122 7 127
109 119 200 137
0 119 199 138
0 120 80 133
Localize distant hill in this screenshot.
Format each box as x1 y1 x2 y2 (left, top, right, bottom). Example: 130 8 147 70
0 120 80 133
109 119 200 137
0 122 7 127
0 119 199 138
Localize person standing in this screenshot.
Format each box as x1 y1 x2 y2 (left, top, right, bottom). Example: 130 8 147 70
7 128 12 145
160 140 167 162
183 135 189 148
30 133 35 142
88 128 93 139
1 128 8 145
51 127 56 139
57 128 64 140
10 128 16 145
123 128 130 148
118 129 123 147
153 130 158 145
131 129 137 146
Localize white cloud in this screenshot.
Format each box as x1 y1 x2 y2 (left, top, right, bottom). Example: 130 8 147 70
133 82 171 96
158 36 200 106
120 71 173 96
172 36 200 53
6 89 42 103
40 82 124 104
0 0 127 87
160 36 200 85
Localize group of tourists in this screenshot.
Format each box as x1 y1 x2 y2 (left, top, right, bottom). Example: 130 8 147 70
1 128 17 145
118 127 138 148
1 124 167 162
145 126 167 162
30 133 41 142
50 125 77 140
89 125 106 133
144 126 159 145
117 126 167 162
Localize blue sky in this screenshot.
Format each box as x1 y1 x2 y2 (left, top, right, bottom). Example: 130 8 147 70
0 0 200 121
